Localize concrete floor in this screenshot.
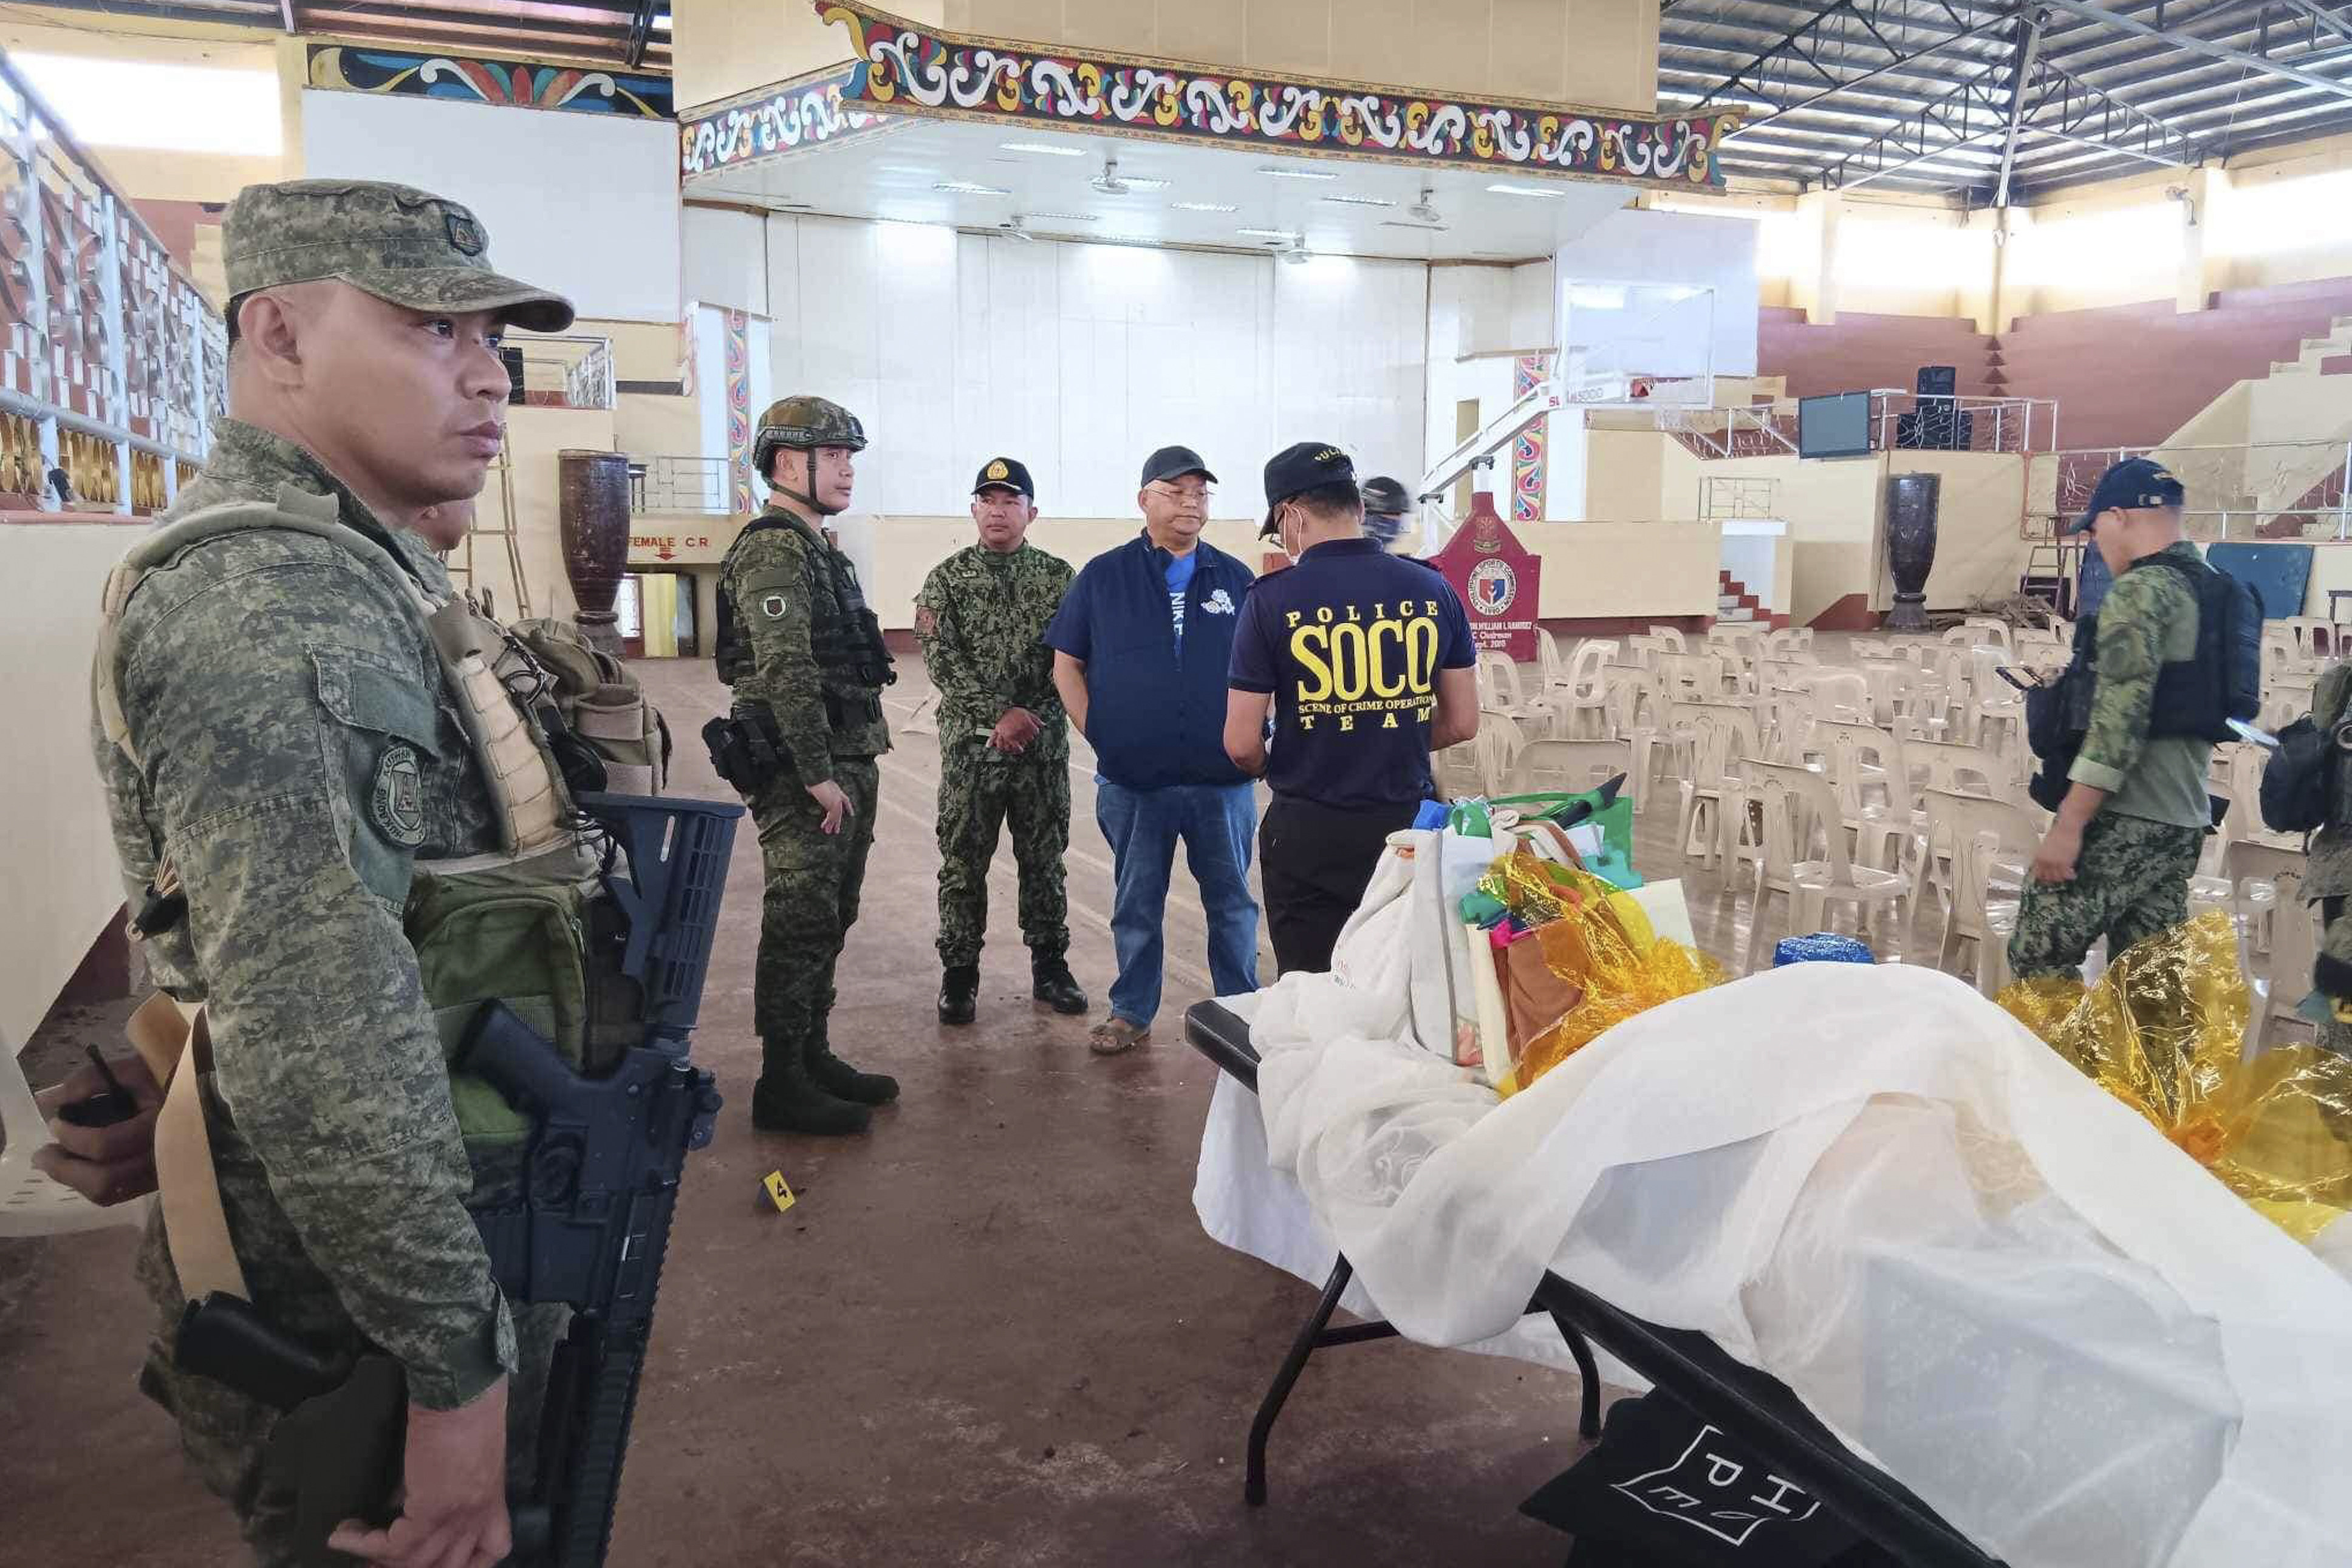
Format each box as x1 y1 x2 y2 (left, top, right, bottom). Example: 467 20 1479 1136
2 650 1927 1567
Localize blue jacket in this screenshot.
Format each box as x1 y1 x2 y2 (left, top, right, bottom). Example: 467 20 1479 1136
1044 531 1255 789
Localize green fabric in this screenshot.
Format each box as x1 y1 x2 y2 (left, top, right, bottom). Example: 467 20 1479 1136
2073 542 2212 830
405 861 589 1148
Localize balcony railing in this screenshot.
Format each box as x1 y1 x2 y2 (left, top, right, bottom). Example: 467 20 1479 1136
0 52 221 514
1868 390 2058 457
632 454 735 514
2025 441 2352 541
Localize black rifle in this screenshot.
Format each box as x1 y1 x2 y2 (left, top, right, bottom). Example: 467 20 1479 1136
173 793 739 1567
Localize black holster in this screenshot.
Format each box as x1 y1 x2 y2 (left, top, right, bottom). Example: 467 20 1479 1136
702 709 790 793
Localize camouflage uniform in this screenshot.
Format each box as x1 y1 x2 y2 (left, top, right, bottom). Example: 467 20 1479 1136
715 481 895 1117
89 182 575 1566
2294 665 2352 1051
917 542 1075 966
2009 544 2212 981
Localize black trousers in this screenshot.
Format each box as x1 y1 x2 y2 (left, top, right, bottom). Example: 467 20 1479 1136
1260 794 1422 977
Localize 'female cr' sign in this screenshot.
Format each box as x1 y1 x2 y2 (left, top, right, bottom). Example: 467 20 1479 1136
1431 491 1542 663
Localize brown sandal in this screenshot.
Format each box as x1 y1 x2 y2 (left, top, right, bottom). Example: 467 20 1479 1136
1087 1017 1150 1056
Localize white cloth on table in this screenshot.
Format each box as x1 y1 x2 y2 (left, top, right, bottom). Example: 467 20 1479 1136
1207 958 2352 1568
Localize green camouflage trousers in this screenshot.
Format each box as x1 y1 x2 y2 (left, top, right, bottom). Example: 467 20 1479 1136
2007 810 2204 981
135 1082 561 1567
752 756 880 1054
935 736 1071 966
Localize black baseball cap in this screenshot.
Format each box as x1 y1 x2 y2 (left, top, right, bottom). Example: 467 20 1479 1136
973 455 1034 500
1360 475 1410 516
1260 441 1357 536
2073 457 2185 533
1140 445 1216 488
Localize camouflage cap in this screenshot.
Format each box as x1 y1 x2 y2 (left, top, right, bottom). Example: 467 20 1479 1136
222 179 574 334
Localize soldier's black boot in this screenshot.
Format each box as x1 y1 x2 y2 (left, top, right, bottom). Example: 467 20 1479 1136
1031 954 1088 1015
938 964 980 1026
751 1035 871 1136
806 1026 900 1105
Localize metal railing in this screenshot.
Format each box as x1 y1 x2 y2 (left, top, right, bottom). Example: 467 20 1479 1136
1700 474 1781 518
0 52 220 512
1659 404 1798 460
511 334 615 411
2024 441 2352 541
1868 389 2058 457
632 454 736 514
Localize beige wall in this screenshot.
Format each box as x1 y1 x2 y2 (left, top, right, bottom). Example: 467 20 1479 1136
1 523 138 1046
1902 452 2033 613
1529 519 1721 618
677 0 1656 114
460 406 621 623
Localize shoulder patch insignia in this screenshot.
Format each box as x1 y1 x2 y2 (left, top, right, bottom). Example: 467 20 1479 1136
915 605 937 634
761 591 787 618
370 743 426 848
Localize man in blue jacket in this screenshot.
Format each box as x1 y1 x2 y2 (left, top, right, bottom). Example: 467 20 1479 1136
1047 444 1261 1054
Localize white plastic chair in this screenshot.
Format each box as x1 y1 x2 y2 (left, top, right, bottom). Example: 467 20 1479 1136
1547 639 1619 740
2249 871 2319 1057
1675 709 1749 872
1921 789 2042 996
1743 762 1908 974
1506 738 1633 798
1 1024 152 1238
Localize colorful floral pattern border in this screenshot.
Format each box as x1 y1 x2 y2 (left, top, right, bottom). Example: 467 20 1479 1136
1512 353 1547 523
723 310 753 515
812 0 1731 189
307 44 671 118
680 66 896 177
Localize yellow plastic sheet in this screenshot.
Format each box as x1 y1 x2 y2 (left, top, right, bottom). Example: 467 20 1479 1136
1997 911 2352 1242
1479 850 1726 1098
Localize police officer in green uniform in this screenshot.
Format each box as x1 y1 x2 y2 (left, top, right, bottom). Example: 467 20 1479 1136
714 395 900 1134
42 180 578 1568
2010 458 2213 981
916 457 1089 1025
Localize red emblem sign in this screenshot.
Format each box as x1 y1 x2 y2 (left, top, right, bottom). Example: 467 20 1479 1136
1432 491 1542 662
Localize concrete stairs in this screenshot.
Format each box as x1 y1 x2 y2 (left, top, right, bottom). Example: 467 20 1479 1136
1716 568 1786 628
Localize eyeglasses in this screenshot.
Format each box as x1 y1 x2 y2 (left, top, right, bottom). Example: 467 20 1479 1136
1149 481 1213 505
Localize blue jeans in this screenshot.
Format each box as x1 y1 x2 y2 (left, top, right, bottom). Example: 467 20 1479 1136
1093 779 1261 1028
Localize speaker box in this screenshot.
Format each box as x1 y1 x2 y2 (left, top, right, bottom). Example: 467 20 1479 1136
1916 364 1957 397
501 345 527 404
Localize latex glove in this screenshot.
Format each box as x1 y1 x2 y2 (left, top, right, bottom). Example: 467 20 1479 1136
327 1377 511 1568
807 779 853 834
33 1052 163 1205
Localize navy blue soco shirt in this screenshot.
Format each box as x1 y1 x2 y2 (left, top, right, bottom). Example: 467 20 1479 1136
1228 537 1476 810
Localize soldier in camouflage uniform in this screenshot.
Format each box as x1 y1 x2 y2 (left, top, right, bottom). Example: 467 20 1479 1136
38 181 574 1567
716 395 900 1134
2011 459 2211 982
917 457 1089 1024
2295 664 2352 1052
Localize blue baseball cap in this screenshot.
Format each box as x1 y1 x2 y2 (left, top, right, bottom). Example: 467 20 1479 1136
2073 457 2185 533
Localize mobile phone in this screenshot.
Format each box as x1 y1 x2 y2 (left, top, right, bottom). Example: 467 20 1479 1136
1994 666 2040 693
56 1089 138 1128
2227 718 2282 751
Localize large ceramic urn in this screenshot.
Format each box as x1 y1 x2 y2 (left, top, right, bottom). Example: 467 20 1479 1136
1884 471 1940 632
559 448 631 655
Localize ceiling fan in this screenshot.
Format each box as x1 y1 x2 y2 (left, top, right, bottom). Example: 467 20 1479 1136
1091 155 1131 196
1381 184 1448 231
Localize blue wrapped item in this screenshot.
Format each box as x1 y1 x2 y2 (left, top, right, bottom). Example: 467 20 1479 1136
1773 932 1875 967
1414 798 1452 831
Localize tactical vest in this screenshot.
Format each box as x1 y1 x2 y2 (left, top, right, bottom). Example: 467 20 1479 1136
95 494 609 1137
715 512 895 722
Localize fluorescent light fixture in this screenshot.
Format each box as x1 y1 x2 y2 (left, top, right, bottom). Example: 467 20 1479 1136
1000 140 1085 157
1257 165 1338 181
935 180 1013 196
1319 194 1396 207
1026 211 1101 223
1237 227 1301 240
1486 181 1564 198
1172 201 1239 213
1117 176 1171 190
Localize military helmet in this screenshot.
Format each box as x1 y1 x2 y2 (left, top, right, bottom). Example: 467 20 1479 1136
753 395 867 474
